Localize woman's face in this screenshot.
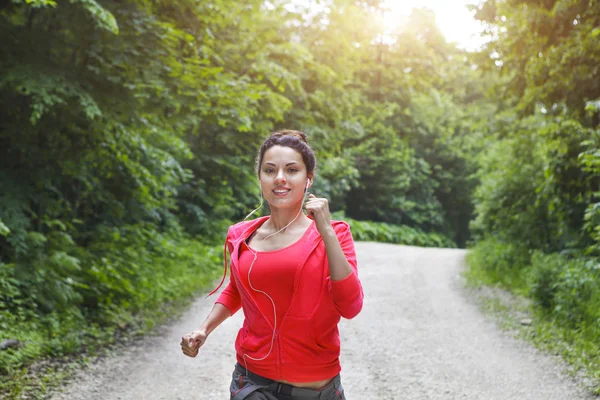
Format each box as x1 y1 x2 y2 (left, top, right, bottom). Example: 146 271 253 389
259 145 312 209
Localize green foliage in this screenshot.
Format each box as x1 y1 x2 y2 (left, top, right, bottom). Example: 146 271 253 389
468 0 600 387
0 234 222 383
527 252 563 311
471 115 598 253
0 68 102 125
5 0 599 394
473 0 600 115
402 90 485 246
467 240 600 391
341 215 456 248
529 252 600 332
345 106 432 227
470 118 547 247
70 0 119 34
0 219 10 238
528 317 600 395
580 127 600 255
467 249 600 394
465 236 531 293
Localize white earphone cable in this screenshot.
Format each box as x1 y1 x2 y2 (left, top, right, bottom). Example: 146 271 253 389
241 181 310 375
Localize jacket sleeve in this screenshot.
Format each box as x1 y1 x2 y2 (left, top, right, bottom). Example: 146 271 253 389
216 278 242 315
327 222 364 319
214 227 242 315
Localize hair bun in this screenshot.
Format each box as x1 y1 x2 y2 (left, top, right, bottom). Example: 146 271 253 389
271 129 308 144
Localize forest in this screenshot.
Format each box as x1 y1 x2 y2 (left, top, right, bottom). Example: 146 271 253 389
0 0 599 396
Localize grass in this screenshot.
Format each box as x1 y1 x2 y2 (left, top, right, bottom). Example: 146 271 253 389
463 257 600 396
0 236 224 400
0 285 220 400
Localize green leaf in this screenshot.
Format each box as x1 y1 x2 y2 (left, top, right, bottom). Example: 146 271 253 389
0 219 10 237
70 0 119 34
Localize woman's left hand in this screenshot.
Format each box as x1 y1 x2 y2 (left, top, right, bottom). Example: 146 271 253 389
305 193 332 234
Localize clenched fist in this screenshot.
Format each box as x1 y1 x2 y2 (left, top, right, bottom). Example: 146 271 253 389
304 193 332 234
180 330 207 358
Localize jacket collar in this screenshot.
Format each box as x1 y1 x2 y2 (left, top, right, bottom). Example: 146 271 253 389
207 215 323 298
229 215 323 248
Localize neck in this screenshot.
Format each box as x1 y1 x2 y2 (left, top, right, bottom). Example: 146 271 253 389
267 206 309 233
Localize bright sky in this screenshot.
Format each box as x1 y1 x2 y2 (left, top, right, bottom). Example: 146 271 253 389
382 0 486 50
287 0 486 51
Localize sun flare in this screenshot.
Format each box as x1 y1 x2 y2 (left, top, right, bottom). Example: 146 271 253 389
382 0 485 50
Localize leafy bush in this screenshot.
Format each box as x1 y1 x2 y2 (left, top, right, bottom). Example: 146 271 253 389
0 230 223 383
529 252 600 334
342 215 456 248
527 251 563 311
471 116 597 255
466 236 531 292
468 240 600 372
580 127 600 256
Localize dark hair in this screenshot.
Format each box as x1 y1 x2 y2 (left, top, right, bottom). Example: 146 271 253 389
256 130 316 177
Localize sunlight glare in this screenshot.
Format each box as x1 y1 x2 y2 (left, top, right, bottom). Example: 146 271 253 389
383 0 485 50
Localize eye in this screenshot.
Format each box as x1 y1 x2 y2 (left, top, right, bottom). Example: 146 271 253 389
288 168 298 173
264 168 275 174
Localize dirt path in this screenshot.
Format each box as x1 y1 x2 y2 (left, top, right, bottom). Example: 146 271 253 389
49 242 593 399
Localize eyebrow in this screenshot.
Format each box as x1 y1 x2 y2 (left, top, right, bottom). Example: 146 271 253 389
264 162 300 166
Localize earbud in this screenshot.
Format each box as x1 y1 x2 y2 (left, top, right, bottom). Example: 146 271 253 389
305 179 311 193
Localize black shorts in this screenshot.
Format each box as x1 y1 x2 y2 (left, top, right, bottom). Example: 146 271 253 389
230 363 346 400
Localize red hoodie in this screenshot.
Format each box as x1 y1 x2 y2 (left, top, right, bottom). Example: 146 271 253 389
210 216 364 382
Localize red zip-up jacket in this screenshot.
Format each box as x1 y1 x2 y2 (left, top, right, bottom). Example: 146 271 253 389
209 216 364 382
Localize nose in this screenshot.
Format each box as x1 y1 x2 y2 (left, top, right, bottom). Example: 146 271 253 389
275 169 286 184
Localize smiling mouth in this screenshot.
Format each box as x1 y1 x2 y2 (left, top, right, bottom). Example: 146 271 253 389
273 189 291 196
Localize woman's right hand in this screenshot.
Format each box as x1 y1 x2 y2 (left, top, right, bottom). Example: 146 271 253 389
180 330 207 358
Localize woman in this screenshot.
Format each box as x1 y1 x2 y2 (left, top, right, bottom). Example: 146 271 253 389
180 130 364 400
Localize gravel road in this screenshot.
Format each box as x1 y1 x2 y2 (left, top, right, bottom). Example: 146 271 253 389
49 242 594 400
